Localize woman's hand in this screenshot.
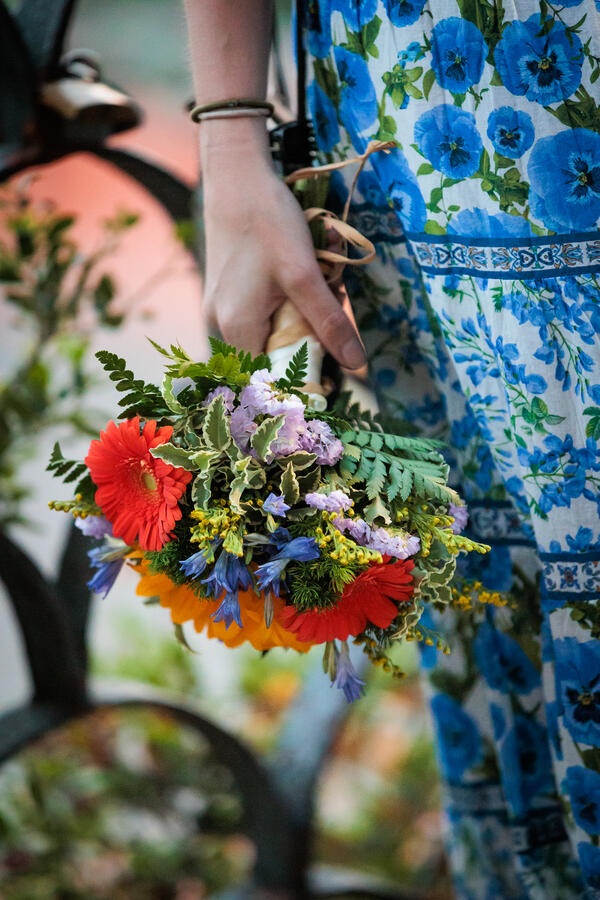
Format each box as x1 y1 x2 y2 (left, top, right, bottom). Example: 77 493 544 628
200 118 366 370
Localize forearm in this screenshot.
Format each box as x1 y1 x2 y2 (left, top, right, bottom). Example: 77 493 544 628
183 0 273 162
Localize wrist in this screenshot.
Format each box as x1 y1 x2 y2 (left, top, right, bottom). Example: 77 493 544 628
199 116 271 168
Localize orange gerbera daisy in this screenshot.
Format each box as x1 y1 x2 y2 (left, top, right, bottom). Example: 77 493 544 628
133 558 312 653
86 417 192 552
278 558 415 644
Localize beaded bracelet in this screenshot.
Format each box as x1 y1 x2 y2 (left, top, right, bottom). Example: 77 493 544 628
189 97 274 123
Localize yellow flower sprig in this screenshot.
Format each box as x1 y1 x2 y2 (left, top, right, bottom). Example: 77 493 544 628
352 634 407 679
395 503 490 558
190 504 245 556
450 580 516 611
315 509 382 567
48 493 102 519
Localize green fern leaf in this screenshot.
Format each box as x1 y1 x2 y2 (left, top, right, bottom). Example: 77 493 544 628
366 454 387 500
278 341 308 389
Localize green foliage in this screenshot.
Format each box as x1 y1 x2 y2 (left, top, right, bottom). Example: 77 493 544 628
276 342 308 390
150 443 200 470
155 337 271 391
0 187 137 525
46 442 95 503
96 350 167 420
339 429 457 518
250 414 285 461
161 373 186 414
202 393 231 451
280 461 300 506
287 554 365 611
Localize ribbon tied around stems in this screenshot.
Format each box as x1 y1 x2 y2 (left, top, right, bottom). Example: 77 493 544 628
266 141 397 406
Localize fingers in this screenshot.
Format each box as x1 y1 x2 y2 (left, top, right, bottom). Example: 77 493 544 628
280 259 366 369
203 277 279 357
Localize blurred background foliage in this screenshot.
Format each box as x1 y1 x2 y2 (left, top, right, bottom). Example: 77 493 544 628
0 182 138 527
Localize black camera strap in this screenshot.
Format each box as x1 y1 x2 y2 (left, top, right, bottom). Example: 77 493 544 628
270 0 313 173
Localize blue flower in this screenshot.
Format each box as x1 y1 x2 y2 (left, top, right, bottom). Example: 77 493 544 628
357 171 388 208
566 766 600 833
262 492 290 517
494 15 583 104
256 537 320 596
430 693 481 781
577 842 600 890
211 591 242 630
307 81 339 153
499 715 554 817
401 41 423 63
384 0 427 27
415 104 482 179
555 638 600 747
371 148 426 232
448 207 532 238
305 0 332 59
180 539 220 579
528 128 600 232
430 17 488 93
566 527 597 553
202 551 252 598
333 642 365 702
474 620 540 694
87 538 128 598
334 46 377 135
331 0 378 30
180 550 210 579
487 107 534 159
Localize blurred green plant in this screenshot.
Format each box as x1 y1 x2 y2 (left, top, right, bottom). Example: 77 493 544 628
92 611 199 695
0 708 253 898
0 181 138 526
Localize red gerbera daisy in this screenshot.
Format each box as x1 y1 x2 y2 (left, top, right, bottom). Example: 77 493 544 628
278 558 415 644
85 417 192 552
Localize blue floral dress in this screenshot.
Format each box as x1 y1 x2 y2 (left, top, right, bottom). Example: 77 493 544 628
303 1 600 897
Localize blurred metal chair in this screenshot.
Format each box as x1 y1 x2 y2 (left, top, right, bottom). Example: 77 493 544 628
0 3 424 897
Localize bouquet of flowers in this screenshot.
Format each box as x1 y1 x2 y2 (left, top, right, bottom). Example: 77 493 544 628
48 142 488 700
48 334 487 701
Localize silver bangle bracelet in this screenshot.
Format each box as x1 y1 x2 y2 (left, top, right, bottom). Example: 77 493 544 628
195 107 271 122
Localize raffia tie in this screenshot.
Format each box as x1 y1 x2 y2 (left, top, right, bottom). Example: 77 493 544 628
266 139 396 360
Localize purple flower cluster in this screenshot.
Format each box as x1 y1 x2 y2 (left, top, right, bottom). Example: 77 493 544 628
449 502 469 534
202 385 236 413
305 490 352 513
229 369 343 464
76 515 112 539
333 515 420 560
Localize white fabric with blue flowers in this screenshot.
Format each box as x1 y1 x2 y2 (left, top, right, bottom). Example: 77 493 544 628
303 0 600 896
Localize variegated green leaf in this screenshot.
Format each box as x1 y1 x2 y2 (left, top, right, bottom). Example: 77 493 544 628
202 394 231 451
150 443 198 470
275 451 317 471
190 449 221 472
161 374 186 414
250 413 285 461
280 461 300 506
191 473 212 508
